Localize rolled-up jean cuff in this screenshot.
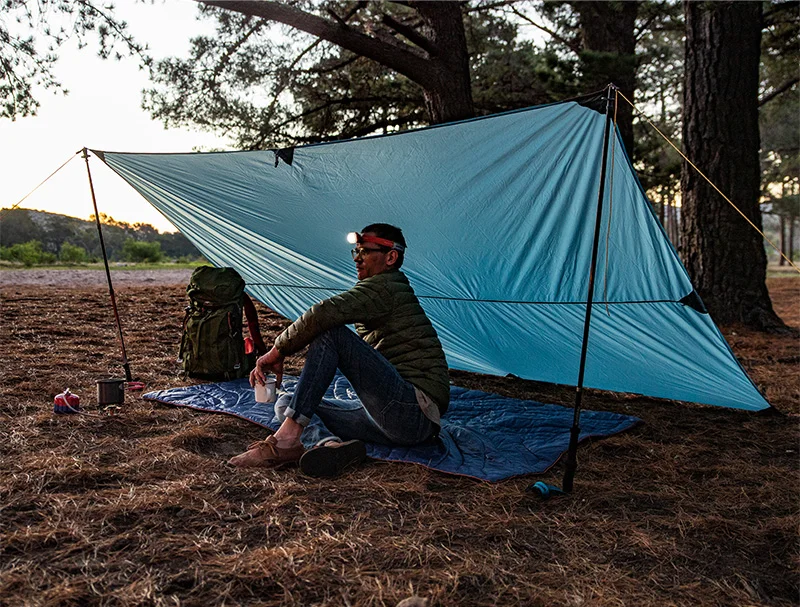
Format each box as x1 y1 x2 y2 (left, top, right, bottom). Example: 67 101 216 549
316 435 343 447
284 407 312 427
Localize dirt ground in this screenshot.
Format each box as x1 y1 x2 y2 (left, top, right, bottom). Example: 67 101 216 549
1 271 798 607
0 268 193 287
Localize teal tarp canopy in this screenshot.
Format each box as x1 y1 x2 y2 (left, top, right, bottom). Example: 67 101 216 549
95 96 769 411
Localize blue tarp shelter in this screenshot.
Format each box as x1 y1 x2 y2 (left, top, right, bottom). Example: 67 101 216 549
93 94 770 412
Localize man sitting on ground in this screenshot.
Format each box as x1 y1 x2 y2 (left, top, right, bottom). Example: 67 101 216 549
229 223 450 477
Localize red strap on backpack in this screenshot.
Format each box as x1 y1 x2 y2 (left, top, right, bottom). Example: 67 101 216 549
243 294 268 356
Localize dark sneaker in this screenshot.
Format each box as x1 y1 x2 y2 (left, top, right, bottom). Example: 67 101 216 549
299 439 367 478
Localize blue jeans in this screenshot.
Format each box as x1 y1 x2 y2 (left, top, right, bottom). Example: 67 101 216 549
282 326 437 446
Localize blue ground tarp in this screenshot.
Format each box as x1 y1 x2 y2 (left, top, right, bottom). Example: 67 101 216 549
97 95 769 411
144 374 641 482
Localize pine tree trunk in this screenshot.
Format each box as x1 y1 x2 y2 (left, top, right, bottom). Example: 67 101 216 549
790 218 796 263
573 1 637 157
413 2 474 124
779 215 786 266
681 1 784 330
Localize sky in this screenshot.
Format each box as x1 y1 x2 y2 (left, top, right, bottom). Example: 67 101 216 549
1 0 231 233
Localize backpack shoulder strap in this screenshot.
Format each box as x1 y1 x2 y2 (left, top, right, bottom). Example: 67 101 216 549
178 305 192 362
242 293 268 356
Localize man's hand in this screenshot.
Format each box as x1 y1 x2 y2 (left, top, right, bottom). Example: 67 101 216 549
250 346 285 389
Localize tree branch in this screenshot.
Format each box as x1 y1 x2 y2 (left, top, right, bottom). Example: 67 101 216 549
283 95 414 126
634 14 660 43
304 54 359 74
289 115 418 144
466 1 523 13
762 1 799 25
197 1 434 85
325 1 369 27
509 6 581 55
381 14 435 55
253 94 416 148
759 77 799 106
209 20 263 83
325 115 417 140
73 0 149 63
325 7 349 28
256 37 325 140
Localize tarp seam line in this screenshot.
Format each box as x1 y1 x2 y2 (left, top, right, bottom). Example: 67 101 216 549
245 283 679 305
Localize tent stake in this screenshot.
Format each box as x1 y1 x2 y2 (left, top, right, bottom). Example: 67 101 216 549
82 148 133 382
562 85 616 494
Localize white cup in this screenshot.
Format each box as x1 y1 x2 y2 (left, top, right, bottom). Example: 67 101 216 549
255 376 277 403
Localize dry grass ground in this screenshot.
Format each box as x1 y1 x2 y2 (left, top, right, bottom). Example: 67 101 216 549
1 275 798 607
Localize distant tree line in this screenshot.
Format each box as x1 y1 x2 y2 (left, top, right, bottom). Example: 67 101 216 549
0 209 203 265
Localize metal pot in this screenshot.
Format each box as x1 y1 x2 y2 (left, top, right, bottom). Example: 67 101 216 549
97 378 126 405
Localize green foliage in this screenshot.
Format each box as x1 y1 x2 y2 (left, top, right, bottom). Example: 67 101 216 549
759 1 799 261
177 254 208 265
0 205 40 244
630 1 684 198
760 2 799 184
466 10 567 115
158 231 203 259
58 242 89 263
143 2 572 147
0 240 57 266
0 209 202 261
122 239 163 263
1 0 146 120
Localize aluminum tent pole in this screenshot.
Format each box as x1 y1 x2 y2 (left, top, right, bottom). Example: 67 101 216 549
562 85 616 493
82 148 133 382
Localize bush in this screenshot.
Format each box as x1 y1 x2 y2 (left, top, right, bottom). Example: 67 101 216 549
0 240 57 266
122 239 164 263
59 242 89 264
177 254 209 265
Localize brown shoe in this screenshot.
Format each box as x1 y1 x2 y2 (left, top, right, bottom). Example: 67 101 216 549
228 436 305 468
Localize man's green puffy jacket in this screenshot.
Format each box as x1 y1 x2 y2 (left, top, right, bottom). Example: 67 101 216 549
274 270 450 413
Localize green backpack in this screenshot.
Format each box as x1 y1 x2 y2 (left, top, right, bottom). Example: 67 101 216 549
179 266 265 381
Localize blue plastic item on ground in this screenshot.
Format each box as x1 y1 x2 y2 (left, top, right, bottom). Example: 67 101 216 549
144 374 641 482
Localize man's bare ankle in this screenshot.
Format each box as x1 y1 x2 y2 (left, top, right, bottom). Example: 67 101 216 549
273 436 301 449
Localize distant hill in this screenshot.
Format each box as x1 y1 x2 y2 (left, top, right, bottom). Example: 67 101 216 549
0 208 201 261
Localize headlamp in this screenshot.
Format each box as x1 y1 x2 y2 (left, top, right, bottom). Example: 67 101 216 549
346 231 405 252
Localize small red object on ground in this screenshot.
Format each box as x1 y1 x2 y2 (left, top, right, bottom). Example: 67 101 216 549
54 389 81 414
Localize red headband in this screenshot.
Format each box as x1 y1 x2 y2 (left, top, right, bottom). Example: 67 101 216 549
347 232 406 252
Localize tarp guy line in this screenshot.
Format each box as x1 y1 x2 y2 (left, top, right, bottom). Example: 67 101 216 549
1 150 79 216
617 89 799 274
